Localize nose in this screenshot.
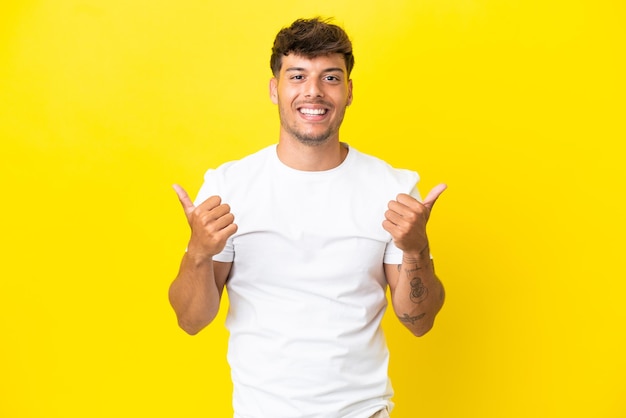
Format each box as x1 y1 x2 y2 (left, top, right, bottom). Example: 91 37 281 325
304 79 324 98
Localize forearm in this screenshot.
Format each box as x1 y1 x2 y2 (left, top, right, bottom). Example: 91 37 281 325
391 247 445 337
168 252 221 335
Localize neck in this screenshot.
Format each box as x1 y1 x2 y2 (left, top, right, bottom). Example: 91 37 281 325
276 137 348 171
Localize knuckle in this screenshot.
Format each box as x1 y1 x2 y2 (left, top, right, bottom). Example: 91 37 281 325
405 212 418 223
198 212 213 225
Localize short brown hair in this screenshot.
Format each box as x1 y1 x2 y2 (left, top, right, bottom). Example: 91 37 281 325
270 17 355 77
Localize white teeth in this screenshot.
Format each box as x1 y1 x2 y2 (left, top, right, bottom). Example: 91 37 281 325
300 108 326 115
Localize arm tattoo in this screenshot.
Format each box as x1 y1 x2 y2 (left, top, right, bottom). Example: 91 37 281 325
409 276 429 304
400 263 430 303
398 312 426 324
398 262 430 304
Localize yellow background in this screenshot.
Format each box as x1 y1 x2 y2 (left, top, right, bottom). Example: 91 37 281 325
1 1 625 417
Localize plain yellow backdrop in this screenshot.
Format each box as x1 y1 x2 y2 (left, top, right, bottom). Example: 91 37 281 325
1 1 625 417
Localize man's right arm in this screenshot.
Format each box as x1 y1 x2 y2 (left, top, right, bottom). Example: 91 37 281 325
168 184 237 335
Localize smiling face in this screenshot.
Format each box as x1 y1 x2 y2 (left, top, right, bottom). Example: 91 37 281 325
270 53 353 147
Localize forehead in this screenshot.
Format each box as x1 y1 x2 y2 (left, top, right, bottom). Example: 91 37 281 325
280 53 347 73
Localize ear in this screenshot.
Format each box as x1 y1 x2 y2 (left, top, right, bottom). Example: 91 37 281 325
347 79 353 106
269 77 278 104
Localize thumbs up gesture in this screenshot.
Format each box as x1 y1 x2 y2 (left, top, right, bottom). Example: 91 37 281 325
382 184 447 256
173 184 238 259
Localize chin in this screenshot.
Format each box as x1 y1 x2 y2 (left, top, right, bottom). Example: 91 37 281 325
295 136 331 146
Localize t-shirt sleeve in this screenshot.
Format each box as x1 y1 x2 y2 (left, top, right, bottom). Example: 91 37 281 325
193 168 236 263
382 181 423 265
193 169 218 206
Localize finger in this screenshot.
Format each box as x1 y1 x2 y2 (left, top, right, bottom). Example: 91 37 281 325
206 203 232 220
395 193 418 206
422 183 447 211
216 219 238 238
391 195 421 213
384 208 406 226
388 198 424 224
382 219 397 235
210 212 236 232
196 195 223 212
173 184 195 213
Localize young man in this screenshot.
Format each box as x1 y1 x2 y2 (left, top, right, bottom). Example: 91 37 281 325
169 17 446 418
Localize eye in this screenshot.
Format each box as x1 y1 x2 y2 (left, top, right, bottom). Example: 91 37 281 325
324 75 339 82
290 74 305 80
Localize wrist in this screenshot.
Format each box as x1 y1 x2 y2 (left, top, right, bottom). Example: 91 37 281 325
402 246 430 264
185 247 214 266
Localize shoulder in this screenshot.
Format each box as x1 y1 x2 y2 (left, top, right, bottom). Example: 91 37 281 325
194 145 275 205
204 145 275 181
348 146 420 190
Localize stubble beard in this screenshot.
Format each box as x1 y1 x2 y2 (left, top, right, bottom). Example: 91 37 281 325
283 123 333 146
278 106 346 147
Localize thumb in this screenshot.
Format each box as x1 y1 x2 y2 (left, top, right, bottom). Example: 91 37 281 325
423 183 447 212
172 184 195 216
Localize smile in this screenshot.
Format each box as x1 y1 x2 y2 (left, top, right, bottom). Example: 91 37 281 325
298 107 328 115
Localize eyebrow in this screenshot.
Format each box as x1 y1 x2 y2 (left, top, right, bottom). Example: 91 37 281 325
284 67 345 74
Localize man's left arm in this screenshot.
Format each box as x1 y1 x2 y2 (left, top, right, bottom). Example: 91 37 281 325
382 184 447 337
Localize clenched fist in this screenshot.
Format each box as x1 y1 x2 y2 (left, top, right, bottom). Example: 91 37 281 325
173 184 238 259
382 184 447 256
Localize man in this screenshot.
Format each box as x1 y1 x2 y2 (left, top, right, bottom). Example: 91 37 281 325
169 17 446 418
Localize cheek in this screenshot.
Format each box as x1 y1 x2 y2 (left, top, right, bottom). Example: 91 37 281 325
276 88 297 106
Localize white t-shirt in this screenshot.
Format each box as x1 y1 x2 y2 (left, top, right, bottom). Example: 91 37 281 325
195 144 420 418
